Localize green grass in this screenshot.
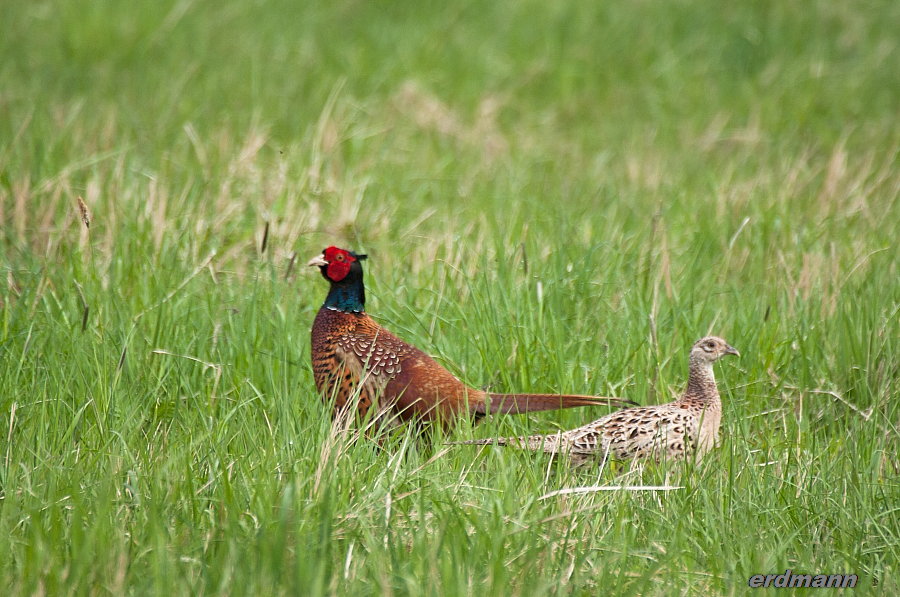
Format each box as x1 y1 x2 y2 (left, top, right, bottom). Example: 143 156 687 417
1 0 898 594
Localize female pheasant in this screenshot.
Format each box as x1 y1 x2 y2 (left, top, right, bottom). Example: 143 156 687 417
307 246 635 429
449 336 739 463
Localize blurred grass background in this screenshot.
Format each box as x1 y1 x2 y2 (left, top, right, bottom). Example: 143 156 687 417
1 0 898 594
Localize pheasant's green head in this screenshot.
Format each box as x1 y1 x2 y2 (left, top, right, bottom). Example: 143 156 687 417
308 246 368 312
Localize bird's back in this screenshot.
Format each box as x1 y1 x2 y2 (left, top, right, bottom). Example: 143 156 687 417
494 400 712 462
579 402 703 460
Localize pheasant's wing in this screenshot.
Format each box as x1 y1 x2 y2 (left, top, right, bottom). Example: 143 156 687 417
334 319 412 380
312 313 413 422
565 405 696 460
331 318 422 416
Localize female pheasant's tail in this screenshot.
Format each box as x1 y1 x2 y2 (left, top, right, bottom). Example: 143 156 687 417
475 393 636 415
446 432 567 453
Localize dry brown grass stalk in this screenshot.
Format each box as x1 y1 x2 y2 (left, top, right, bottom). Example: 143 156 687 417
77 196 91 229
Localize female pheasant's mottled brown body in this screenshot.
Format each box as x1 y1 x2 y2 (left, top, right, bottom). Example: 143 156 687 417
308 246 636 428
451 336 739 462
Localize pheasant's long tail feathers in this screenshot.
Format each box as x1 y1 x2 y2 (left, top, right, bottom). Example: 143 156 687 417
446 433 565 453
445 437 513 447
476 393 636 415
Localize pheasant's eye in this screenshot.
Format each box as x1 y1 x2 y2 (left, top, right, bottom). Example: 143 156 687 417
335 253 345 262
705 341 715 349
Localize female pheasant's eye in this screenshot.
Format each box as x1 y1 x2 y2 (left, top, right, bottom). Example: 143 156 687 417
705 342 715 349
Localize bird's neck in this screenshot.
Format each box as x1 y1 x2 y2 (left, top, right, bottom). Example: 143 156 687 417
323 277 366 313
683 357 719 403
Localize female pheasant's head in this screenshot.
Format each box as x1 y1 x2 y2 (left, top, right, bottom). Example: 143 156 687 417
308 246 368 312
307 246 367 283
690 336 740 364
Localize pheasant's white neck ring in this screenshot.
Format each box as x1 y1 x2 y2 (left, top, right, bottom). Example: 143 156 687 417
325 305 365 314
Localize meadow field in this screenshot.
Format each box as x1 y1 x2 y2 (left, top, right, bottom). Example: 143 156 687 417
1 0 897 594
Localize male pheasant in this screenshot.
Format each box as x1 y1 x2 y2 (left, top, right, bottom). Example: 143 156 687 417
449 336 739 463
307 246 635 428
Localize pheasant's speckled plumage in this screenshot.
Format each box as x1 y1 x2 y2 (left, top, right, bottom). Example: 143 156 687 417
307 246 637 428
450 336 739 462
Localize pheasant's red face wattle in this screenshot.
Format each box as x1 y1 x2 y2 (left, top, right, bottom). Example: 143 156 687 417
323 246 357 282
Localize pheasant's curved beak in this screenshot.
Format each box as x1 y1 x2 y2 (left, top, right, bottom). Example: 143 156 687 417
307 254 328 268
725 345 740 357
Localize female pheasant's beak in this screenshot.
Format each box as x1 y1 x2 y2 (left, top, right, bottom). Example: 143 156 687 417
307 254 328 268
725 345 740 357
